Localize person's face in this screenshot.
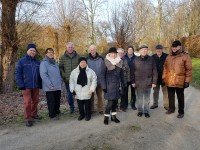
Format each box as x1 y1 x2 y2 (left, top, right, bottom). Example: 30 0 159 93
79 61 87 68
66 44 74 54
27 48 36 58
117 50 124 58
127 48 134 55
89 47 97 57
172 46 181 53
109 52 117 59
156 48 163 56
139 48 148 56
46 50 54 59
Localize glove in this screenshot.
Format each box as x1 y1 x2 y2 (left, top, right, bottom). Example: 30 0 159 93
19 87 25 90
103 89 107 93
161 80 166 87
184 82 189 88
72 91 76 95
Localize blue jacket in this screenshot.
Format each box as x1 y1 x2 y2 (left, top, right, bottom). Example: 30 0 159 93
40 57 62 92
15 55 42 89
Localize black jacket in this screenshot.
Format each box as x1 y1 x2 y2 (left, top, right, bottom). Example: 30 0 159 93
152 52 168 85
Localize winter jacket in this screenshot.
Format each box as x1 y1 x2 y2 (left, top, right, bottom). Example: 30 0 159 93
162 50 192 88
15 55 41 89
40 57 62 92
59 51 80 83
101 55 124 100
87 53 105 86
152 52 168 85
132 55 158 88
121 57 130 86
69 66 97 100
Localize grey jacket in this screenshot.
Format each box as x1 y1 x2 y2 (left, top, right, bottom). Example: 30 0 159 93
40 57 62 91
87 53 105 86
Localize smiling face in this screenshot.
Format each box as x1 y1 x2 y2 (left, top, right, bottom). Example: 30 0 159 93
27 48 36 58
66 42 74 54
89 45 97 57
156 48 163 56
117 49 125 58
172 45 181 53
46 49 54 59
79 60 87 68
139 48 148 56
109 52 117 59
127 48 134 55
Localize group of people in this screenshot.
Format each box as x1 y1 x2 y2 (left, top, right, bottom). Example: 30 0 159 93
15 40 192 127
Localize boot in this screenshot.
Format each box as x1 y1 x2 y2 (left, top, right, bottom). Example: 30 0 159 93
104 116 109 125
111 115 120 123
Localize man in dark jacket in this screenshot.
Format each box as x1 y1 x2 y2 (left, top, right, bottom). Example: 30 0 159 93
150 44 169 110
59 42 80 113
132 45 158 118
87 45 105 114
15 44 42 127
124 45 137 110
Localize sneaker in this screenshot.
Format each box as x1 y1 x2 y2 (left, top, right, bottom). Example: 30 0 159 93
144 113 150 118
78 115 85 121
25 121 33 127
32 115 42 120
137 112 143 117
166 109 175 114
150 105 158 109
177 114 184 118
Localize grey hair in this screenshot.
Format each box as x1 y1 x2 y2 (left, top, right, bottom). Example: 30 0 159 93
117 48 125 52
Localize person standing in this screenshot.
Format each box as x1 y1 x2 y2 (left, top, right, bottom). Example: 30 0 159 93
132 45 158 118
69 57 97 121
87 45 105 114
163 40 192 118
124 45 137 110
40 48 62 120
117 48 130 112
150 44 169 110
15 43 42 127
59 42 80 113
101 47 124 125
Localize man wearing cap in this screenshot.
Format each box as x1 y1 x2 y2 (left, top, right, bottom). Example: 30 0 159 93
163 40 192 118
132 45 157 118
15 43 42 127
124 45 137 110
59 42 80 113
150 44 169 110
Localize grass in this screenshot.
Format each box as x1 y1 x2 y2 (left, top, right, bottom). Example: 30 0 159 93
191 58 200 89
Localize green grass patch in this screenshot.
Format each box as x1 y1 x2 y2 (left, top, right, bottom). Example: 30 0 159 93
192 58 200 89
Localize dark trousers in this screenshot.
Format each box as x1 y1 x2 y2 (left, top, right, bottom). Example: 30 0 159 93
167 87 184 114
125 83 136 108
77 99 91 117
118 87 128 109
46 90 61 118
65 83 74 112
105 100 117 115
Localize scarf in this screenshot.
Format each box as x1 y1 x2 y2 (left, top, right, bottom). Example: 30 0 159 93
106 53 121 65
89 53 99 59
172 49 182 56
77 66 87 87
45 56 56 64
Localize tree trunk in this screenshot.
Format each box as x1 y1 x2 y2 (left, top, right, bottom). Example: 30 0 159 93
1 0 19 93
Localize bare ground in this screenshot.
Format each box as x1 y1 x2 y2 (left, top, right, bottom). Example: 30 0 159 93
0 86 200 150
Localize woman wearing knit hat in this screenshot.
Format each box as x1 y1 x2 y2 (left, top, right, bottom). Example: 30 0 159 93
101 47 125 125
69 57 97 121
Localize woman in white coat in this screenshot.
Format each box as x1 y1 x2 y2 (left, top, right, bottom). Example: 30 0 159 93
69 57 97 121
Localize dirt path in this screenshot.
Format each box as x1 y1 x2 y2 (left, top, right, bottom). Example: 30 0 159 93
0 86 200 150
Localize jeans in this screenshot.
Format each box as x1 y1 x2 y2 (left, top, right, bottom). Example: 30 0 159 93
65 83 74 112
136 88 151 113
153 85 169 107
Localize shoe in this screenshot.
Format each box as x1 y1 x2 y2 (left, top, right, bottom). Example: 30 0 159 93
111 115 120 123
104 116 109 125
166 109 175 114
137 112 143 117
144 113 150 118
78 115 85 121
70 110 74 114
150 105 158 109
132 106 137 110
85 116 91 121
99 111 103 115
164 107 169 110
177 114 184 118
51 116 59 120
25 121 33 127
32 115 42 120
120 108 126 112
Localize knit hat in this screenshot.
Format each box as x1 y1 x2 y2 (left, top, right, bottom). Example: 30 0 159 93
171 40 181 47
127 45 134 50
27 44 36 51
139 45 148 50
155 44 163 49
78 57 87 64
108 47 117 53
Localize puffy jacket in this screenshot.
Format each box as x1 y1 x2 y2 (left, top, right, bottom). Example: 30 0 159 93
59 51 80 83
69 66 97 100
162 50 192 88
15 55 41 89
40 56 62 92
